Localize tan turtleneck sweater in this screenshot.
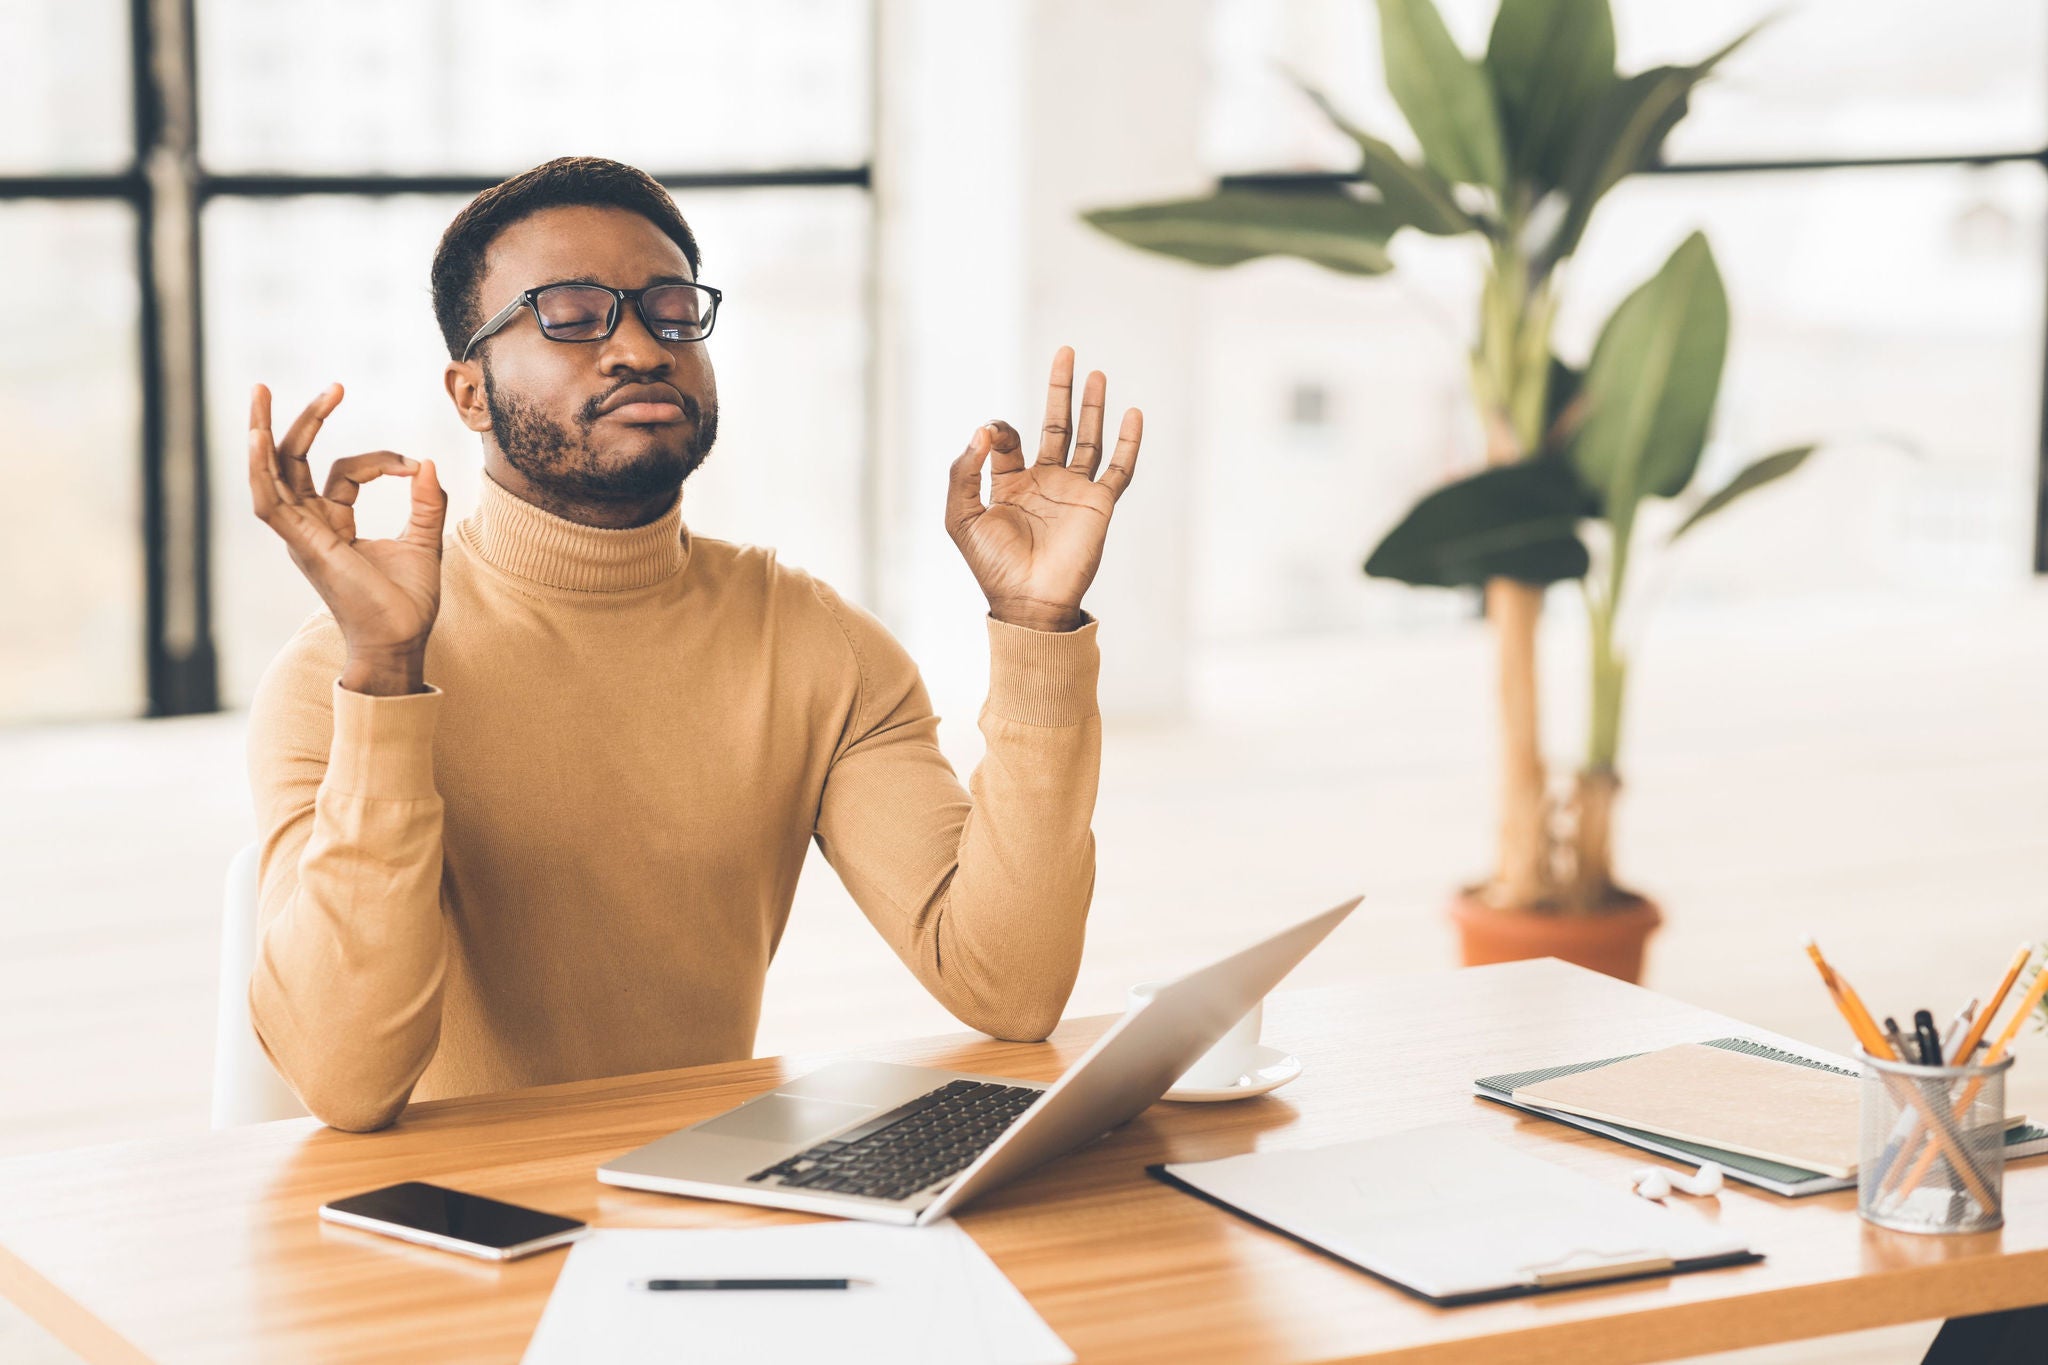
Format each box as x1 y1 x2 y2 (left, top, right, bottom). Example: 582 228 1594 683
246 474 1101 1132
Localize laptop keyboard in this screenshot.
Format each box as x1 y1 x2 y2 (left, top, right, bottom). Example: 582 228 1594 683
746 1078 1043 1203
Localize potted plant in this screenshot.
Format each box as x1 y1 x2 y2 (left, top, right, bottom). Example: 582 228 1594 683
1083 0 1822 982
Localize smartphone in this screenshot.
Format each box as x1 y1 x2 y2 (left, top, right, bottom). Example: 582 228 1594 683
318 1181 588 1261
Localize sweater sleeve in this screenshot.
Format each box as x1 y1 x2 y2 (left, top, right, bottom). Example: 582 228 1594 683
245 617 449 1132
810 588 1101 1041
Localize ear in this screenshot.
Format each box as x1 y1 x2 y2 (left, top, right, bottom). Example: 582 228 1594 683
445 359 493 434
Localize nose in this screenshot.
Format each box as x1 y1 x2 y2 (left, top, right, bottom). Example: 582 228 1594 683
595 302 676 378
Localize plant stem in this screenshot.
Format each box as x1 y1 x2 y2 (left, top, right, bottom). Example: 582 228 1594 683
1574 516 1634 906
1585 583 1626 774
1475 245 1561 913
1488 575 1551 908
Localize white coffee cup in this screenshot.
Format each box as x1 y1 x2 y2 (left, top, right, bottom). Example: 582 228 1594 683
1127 980 1263 1090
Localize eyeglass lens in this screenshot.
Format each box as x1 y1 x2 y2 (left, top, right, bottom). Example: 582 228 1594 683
532 284 713 342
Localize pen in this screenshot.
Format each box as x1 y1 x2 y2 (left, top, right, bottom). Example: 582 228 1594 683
1885 952 2048 1198
632 1278 868 1291
1940 999 1978 1062
1912 1009 1943 1067
1803 937 1997 1209
1882 1017 1911 1062
1946 945 2032 1067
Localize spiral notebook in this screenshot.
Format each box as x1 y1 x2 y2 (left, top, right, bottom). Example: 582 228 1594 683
1476 1037 2048 1197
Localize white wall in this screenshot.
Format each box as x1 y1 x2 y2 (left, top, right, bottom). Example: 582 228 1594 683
874 0 1206 721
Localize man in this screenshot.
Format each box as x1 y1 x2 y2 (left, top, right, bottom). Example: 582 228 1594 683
245 156 1143 1133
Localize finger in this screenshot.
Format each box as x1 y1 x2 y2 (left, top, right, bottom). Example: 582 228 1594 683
321 451 419 508
247 388 284 519
248 383 272 438
1097 408 1143 502
403 458 449 552
1072 370 1107 478
984 419 1027 476
275 383 344 497
945 429 990 536
1035 346 1076 466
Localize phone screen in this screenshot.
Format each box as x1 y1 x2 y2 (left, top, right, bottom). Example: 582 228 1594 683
322 1182 583 1249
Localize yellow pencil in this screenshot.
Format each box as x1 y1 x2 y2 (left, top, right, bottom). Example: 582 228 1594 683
1949 943 2033 1064
1805 938 1997 1209
1886 948 2044 1198
1804 937 1895 1058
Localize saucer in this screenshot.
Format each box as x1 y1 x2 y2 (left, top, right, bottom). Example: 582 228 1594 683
1160 1045 1302 1103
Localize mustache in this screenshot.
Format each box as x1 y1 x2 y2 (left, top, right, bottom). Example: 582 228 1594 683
579 381 696 425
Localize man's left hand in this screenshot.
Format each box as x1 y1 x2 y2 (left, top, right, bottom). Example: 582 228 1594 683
946 346 1144 633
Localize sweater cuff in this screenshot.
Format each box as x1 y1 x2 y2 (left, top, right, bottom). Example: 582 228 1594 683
984 613 1100 727
325 681 442 800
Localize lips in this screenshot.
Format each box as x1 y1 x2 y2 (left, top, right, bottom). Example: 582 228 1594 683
598 383 690 424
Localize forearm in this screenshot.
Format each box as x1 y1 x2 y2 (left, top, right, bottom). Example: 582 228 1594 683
923 616 1102 1038
249 683 447 1131
934 715 1101 1039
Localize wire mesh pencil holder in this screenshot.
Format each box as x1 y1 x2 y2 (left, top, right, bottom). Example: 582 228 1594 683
1858 1049 2011 1234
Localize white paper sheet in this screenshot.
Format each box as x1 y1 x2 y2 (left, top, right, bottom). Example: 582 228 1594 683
520 1220 1072 1365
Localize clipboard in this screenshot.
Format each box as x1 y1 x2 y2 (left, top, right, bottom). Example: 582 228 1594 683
1149 1125 1759 1307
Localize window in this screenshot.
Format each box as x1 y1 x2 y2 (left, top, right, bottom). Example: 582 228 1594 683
0 203 146 721
1196 0 2048 644
0 0 876 722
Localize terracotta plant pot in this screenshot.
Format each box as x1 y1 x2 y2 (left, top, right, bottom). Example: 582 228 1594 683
1447 888 1662 984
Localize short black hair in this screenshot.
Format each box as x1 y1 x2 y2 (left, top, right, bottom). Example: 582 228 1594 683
429 155 703 360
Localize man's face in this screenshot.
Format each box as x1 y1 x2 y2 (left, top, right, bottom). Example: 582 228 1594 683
468 203 719 506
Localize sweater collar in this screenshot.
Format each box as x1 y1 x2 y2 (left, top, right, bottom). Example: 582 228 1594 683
461 470 689 592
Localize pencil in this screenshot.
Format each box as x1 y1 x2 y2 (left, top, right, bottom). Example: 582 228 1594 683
1804 938 1997 1210
1949 944 2032 1064
1803 938 1893 1057
1887 950 2046 1199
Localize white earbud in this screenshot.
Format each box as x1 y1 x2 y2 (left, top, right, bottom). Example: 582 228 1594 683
1631 1162 1723 1200
1674 1162 1724 1196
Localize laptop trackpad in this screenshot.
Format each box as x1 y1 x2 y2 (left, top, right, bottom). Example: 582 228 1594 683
694 1094 873 1145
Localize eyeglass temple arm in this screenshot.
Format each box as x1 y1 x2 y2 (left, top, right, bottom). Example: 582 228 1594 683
461 294 531 361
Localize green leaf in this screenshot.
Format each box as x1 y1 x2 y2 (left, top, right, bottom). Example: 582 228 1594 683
1668 443 1816 542
1544 19 1764 266
1376 0 1506 192
1540 356 1581 456
1569 231 1729 528
1292 78 1478 236
1364 458 1591 588
1081 187 1398 276
1485 0 1615 191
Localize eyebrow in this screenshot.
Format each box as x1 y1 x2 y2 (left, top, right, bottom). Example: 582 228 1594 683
530 273 697 290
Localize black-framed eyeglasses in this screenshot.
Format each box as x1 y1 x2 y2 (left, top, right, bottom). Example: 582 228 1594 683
461 281 722 360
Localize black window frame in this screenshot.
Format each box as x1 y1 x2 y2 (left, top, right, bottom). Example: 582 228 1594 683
0 0 877 718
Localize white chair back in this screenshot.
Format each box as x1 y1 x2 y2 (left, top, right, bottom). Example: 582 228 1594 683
211 841 308 1126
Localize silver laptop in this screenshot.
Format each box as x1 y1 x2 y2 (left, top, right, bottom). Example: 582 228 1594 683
598 896 1360 1225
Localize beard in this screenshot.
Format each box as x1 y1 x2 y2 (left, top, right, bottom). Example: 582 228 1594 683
482 362 719 508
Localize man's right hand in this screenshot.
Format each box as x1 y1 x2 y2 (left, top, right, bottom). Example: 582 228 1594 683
248 382 448 696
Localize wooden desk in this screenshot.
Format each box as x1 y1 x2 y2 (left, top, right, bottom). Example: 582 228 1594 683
5 959 2047 1364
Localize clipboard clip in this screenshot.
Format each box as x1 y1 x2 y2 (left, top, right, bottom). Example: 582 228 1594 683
1523 1247 1677 1288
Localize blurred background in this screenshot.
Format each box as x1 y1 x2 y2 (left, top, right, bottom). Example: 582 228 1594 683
2 2 2044 1360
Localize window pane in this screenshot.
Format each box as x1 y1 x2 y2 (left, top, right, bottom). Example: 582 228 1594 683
1628 0 2048 163
1203 0 2047 174
1189 159 2045 647
0 0 132 172
0 203 145 722
203 186 870 705
1561 163 2047 595
196 0 871 174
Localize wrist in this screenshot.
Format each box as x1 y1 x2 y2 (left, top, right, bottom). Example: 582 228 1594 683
340 649 427 697
987 598 1083 634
